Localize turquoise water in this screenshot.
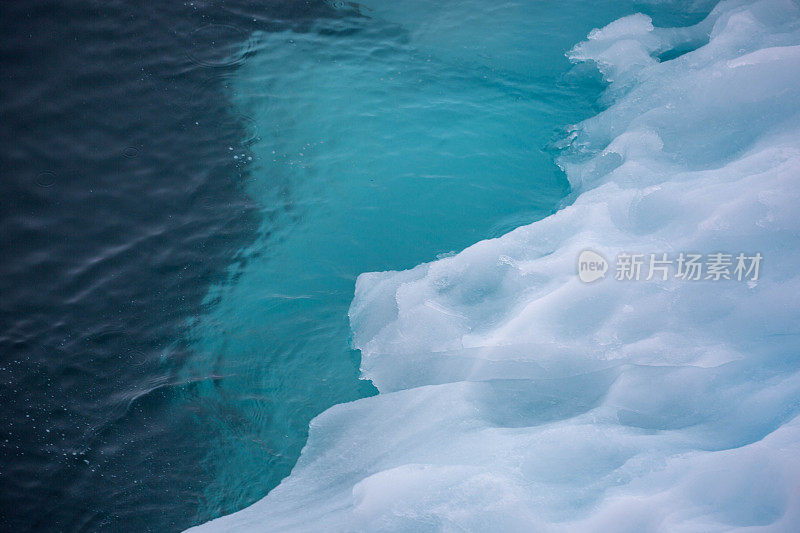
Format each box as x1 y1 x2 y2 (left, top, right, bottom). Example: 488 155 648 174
179 0 713 522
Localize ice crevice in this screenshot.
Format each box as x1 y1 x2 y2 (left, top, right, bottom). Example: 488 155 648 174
190 0 800 531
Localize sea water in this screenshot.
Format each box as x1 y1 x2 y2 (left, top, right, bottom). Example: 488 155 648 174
181 0 632 519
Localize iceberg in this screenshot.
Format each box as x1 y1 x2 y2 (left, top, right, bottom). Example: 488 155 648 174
190 0 800 530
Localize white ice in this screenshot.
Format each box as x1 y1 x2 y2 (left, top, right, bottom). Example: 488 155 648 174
190 0 800 530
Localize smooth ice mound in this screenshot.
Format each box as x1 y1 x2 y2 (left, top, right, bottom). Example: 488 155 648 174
191 0 800 531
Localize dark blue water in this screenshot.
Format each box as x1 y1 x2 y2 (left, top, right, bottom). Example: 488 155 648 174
0 1 345 530
1 1 715 531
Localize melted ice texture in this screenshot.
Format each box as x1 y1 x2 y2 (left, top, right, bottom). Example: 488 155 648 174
191 0 800 530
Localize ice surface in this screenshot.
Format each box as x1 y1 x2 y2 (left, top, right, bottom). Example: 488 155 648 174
190 0 800 530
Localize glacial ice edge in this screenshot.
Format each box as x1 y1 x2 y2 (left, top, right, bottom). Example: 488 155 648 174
189 0 800 531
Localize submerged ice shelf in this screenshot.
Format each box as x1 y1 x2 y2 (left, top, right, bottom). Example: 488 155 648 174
191 0 800 530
